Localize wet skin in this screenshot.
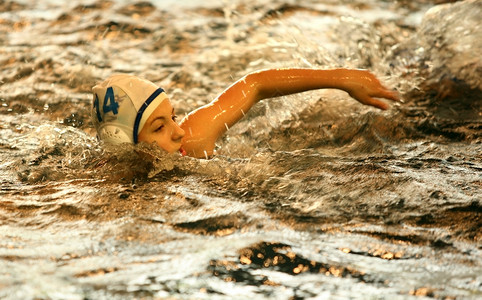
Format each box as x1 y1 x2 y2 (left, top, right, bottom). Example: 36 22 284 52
137 99 186 154
139 68 400 158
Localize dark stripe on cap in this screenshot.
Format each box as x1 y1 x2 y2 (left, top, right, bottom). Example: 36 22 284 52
133 88 165 144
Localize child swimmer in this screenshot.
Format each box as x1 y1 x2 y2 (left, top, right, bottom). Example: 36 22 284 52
91 68 400 158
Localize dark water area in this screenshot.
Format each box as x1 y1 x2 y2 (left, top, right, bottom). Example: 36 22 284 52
0 0 481 299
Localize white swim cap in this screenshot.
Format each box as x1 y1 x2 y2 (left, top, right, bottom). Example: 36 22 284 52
91 74 168 144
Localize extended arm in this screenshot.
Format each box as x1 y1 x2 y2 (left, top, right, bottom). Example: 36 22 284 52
180 68 399 158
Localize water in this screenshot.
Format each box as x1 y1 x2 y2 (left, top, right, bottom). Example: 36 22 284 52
1 0 481 299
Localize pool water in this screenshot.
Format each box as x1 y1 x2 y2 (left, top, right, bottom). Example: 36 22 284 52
0 0 480 299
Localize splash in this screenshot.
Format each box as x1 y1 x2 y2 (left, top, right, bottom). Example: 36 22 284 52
0 0 480 299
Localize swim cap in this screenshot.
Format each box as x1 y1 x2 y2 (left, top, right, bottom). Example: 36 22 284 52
91 74 168 144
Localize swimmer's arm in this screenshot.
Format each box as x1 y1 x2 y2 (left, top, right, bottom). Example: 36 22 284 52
180 68 399 158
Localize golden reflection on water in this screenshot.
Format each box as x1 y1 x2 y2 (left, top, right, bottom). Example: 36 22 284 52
0 0 480 299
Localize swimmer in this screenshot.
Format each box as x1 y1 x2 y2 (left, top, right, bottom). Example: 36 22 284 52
92 68 399 158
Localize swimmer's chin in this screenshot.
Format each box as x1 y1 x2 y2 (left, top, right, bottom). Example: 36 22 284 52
137 141 183 155
162 144 185 156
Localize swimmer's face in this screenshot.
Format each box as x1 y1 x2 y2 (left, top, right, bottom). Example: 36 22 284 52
138 99 185 153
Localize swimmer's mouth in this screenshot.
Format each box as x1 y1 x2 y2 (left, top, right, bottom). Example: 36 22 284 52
179 147 187 156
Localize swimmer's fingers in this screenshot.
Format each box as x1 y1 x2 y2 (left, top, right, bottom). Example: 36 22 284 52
366 90 400 110
358 95 390 110
345 74 400 109
372 87 400 103
348 88 390 110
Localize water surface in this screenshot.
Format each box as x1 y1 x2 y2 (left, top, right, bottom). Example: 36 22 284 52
0 0 481 299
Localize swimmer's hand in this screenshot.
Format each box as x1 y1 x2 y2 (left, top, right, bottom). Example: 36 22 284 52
342 70 400 110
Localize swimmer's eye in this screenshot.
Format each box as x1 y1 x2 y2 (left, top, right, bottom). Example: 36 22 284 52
172 115 178 122
154 125 164 132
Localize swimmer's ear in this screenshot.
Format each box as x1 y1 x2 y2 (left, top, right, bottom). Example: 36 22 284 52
98 125 133 144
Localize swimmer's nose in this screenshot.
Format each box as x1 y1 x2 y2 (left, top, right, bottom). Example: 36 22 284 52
172 123 185 141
